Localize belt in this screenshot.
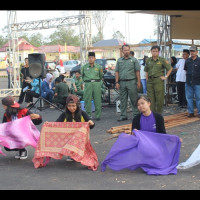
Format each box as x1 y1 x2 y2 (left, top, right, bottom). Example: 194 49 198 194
119 79 134 81
148 76 160 79
84 80 100 82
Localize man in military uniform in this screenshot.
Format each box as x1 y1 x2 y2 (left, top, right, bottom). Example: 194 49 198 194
70 71 84 100
144 45 172 114
81 52 103 120
115 44 141 121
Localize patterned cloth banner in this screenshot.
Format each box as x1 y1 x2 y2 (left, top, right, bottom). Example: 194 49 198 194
32 122 99 171
0 116 40 155
101 130 181 175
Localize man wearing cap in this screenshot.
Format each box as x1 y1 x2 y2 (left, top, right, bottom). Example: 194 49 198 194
81 52 103 120
184 45 200 118
145 45 172 114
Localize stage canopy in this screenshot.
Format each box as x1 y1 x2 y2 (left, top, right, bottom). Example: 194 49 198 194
126 10 200 40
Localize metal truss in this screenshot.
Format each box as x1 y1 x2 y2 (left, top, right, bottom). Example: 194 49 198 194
11 14 85 32
79 11 92 65
157 15 173 103
0 10 92 97
157 15 172 61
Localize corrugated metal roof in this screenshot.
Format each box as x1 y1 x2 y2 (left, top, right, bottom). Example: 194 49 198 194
93 39 125 47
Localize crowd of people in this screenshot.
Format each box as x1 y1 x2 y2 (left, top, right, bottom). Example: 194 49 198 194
1 44 200 174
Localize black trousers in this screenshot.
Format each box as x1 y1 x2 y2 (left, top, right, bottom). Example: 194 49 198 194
25 90 39 103
18 81 32 104
176 81 187 106
4 147 26 152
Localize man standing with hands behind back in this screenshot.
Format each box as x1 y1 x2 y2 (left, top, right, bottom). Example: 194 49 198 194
115 44 141 121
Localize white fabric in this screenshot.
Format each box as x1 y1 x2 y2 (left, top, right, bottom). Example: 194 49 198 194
176 59 186 82
177 144 200 169
140 65 146 79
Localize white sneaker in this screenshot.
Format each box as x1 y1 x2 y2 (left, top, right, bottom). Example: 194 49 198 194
20 149 28 160
14 151 21 159
66 156 74 162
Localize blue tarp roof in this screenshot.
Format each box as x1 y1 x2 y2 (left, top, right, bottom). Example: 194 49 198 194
139 39 190 51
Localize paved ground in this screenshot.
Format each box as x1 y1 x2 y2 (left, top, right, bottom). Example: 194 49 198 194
0 77 200 190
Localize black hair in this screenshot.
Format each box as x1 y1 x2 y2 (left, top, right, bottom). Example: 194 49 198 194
55 77 62 83
142 55 148 65
171 56 177 65
59 74 65 81
151 45 160 51
183 49 190 55
75 71 81 74
122 44 130 50
5 107 22 118
130 51 134 56
65 100 82 122
136 95 151 104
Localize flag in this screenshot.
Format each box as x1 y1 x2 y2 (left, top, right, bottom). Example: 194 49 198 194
4 54 7 61
59 59 63 66
101 130 181 175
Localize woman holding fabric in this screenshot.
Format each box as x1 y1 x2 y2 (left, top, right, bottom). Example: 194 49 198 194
1 96 42 159
131 95 166 133
56 94 95 161
101 95 182 175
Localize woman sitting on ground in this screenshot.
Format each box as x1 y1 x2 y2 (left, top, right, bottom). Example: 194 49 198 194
56 94 95 128
56 94 95 161
132 95 166 134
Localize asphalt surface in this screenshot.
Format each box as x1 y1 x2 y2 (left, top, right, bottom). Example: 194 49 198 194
1 78 200 190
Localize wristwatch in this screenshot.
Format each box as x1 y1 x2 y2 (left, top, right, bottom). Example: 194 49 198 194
165 75 168 78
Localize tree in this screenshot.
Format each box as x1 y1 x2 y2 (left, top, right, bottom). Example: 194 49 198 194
0 35 8 48
45 27 80 46
112 30 125 41
92 32 103 44
92 11 110 41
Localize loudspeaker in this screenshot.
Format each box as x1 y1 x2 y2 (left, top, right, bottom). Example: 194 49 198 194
28 53 46 78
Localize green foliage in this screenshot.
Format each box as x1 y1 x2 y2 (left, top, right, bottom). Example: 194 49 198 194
44 27 80 46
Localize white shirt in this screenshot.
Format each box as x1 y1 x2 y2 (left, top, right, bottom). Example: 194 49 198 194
140 65 146 79
176 59 186 82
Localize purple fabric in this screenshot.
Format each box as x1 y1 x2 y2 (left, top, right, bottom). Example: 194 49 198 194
0 116 40 156
101 130 181 175
140 113 156 132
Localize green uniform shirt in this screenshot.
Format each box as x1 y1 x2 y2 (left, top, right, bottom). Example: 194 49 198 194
55 82 69 98
115 56 140 80
144 56 172 77
81 63 103 82
71 76 84 91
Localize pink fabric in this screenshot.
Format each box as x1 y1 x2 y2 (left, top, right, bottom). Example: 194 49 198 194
0 116 40 156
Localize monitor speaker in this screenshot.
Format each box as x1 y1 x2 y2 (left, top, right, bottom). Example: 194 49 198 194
28 53 46 78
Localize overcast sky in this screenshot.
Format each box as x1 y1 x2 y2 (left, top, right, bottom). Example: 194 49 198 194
0 10 156 44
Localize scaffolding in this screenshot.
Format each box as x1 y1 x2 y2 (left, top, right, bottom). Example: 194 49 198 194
0 10 92 97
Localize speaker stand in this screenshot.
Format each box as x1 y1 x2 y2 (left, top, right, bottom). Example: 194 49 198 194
28 96 64 113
